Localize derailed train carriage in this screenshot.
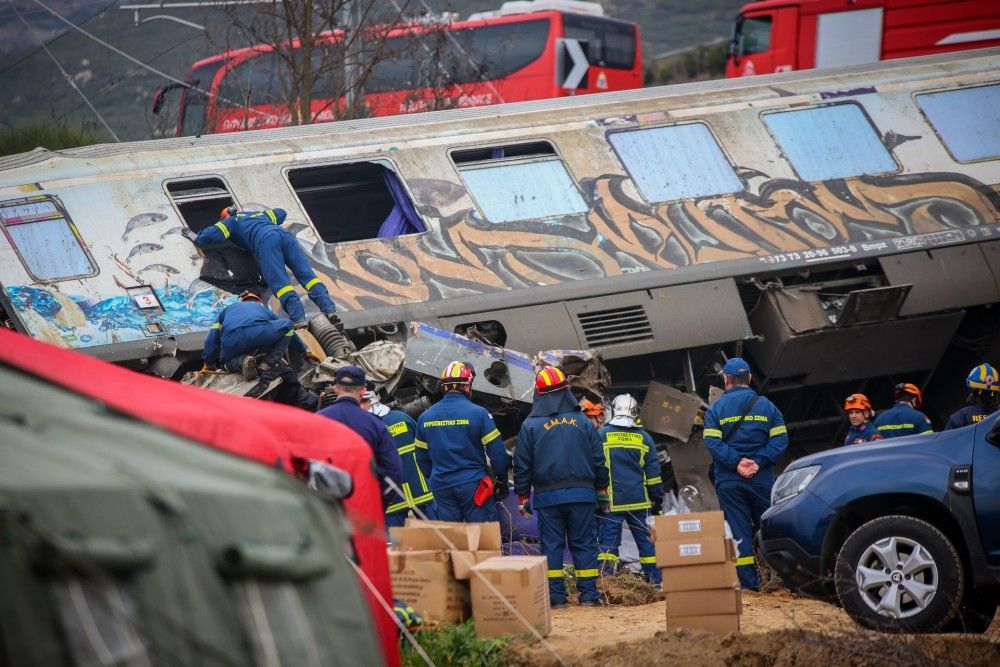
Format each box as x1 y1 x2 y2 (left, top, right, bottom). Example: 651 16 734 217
1 48 999 458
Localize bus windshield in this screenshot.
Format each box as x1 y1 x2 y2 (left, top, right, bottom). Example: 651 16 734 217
179 61 226 136
562 14 636 69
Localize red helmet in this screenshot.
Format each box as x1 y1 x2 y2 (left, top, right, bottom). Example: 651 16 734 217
440 361 475 388
535 367 568 394
894 382 923 408
843 393 873 417
238 290 262 302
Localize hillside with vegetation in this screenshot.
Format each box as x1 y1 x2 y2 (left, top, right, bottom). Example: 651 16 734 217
0 0 743 146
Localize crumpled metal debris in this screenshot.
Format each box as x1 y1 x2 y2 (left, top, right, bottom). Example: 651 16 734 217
301 340 406 393
533 349 611 401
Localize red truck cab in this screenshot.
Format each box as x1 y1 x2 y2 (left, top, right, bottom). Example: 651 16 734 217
726 0 1000 78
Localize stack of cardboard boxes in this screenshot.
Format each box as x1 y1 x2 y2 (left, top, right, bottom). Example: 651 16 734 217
653 510 742 635
387 519 550 637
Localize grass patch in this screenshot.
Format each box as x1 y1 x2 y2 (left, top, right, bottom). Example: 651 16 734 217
401 620 512 667
0 121 103 157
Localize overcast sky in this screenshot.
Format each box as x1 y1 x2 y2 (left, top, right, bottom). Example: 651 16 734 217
0 0 117 58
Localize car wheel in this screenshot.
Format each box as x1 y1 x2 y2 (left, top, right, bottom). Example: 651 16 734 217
835 515 963 633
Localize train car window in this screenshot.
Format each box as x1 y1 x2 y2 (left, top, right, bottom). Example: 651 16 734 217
608 123 742 202
165 177 234 232
453 142 587 223
287 161 425 243
917 84 1000 162
0 196 97 281
51 577 151 666
763 103 896 181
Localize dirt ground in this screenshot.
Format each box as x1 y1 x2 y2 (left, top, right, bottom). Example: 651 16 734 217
507 590 1000 666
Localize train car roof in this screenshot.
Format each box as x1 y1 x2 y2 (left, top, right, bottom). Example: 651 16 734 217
0 47 997 186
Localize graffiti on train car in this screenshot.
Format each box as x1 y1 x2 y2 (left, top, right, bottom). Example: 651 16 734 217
307 171 1000 309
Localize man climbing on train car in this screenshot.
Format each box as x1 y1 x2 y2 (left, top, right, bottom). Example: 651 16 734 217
873 382 933 438
188 206 348 337
842 393 881 445
367 386 437 526
596 393 663 586
514 367 609 607
944 363 1000 430
414 361 509 522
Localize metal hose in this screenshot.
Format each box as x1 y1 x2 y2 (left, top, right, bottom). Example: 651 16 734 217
308 316 355 359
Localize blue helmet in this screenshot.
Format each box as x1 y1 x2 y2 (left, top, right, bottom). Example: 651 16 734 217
966 363 999 392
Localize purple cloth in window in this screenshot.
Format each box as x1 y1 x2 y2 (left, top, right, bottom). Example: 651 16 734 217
377 169 426 237
492 147 505 159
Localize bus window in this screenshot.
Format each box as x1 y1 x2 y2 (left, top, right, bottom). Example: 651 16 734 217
218 51 284 110
917 84 1000 162
608 123 742 202
0 197 97 281
165 177 234 232
179 61 225 137
562 14 636 69
287 162 425 243
453 141 587 223
734 15 772 58
763 103 896 181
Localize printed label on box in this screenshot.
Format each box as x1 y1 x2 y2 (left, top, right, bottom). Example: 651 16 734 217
679 544 703 557
678 520 702 533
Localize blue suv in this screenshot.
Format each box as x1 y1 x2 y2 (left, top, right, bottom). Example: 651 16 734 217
759 412 1000 633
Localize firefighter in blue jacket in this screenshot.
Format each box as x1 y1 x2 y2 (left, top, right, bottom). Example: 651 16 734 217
596 394 663 585
318 366 403 504
873 383 933 438
945 364 1000 430
367 389 436 526
843 393 881 445
191 206 338 328
704 357 788 590
414 361 509 523
202 291 299 378
514 367 610 607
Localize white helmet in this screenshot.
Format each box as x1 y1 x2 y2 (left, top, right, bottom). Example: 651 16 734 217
607 393 640 427
364 390 390 417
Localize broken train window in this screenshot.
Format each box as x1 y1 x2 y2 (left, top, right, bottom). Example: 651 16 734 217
608 122 743 202
763 102 897 181
451 140 588 223
287 161 426 244
165 176 235 233
0 196 98 281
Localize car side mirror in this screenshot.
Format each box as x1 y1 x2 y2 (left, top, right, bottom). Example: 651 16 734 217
306 461 354 501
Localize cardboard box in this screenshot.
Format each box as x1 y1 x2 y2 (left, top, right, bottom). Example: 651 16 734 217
666 588 741 617
450 550 503 580
388 550 470 623
470 556 551 638
660 562 740 592
655 535 734 568
666 613 740 635
403 519 504 551
390 524 481 551
652 511 725 542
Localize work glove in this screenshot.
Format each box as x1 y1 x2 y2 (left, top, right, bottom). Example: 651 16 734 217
596 489 611 515
181 228 198 242
518 495 533 519
493 476 509 501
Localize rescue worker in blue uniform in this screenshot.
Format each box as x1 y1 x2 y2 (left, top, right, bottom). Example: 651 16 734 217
414 361 509 523
202 290 299 377
192 206 337 328
318 366 403 504
514 367 609 607
704 357 788 590
945 363 1000 430
596 394 663 585
367 388 436 526
873 383 933 438
843 393 881 445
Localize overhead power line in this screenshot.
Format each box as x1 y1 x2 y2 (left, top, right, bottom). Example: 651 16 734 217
0 0 120 75
6 0 120 141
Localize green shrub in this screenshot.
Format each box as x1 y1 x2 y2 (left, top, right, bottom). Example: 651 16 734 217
401 620 511 667
0 122 102 157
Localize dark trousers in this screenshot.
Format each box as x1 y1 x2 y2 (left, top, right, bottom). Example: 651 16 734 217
716 480 772 590
257 231 335 322
385 501 437 528
434 481 497 523
598 509 660 584
537 503 600 604
221 320 294 370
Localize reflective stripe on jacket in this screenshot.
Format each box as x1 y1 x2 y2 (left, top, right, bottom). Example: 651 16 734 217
381 409 434 513
703 385 788 486
195 208 287 257
597 425 663 512
873 403 933 439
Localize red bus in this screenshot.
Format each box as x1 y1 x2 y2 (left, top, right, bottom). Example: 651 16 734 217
160 1 641 136
725 0 1000 78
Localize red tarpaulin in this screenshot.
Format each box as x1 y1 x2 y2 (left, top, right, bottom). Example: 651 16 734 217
0 329 399 667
